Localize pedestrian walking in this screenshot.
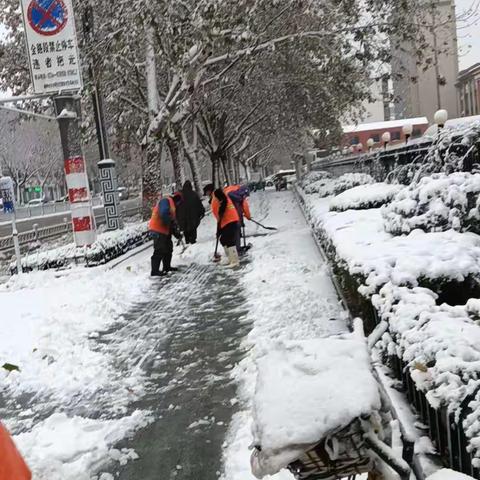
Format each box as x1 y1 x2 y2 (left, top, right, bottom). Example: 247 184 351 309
148 192 183 276
0 421 31 480
176 180 205 245
204 184 240 268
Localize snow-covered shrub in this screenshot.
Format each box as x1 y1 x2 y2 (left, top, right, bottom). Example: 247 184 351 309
383 172 480 236
12 223 149 273
298 170 331 188
303 173 374 197
330 183 402 212
373 283 480 412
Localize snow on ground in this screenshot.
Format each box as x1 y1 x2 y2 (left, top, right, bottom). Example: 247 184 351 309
222 191 349 480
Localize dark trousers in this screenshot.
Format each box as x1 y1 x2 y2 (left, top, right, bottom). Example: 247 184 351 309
219 222 240 248
184 229 197 244
151 233 173 274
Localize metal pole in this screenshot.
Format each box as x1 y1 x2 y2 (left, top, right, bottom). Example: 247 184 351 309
82 4 110 161
82 4 123 230
11 212 22 274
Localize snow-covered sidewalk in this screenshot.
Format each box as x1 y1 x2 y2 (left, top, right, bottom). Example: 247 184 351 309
222 191 349 480
1 190 350 479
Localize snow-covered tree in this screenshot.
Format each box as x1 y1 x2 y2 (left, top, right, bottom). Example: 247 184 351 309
0 0 450 211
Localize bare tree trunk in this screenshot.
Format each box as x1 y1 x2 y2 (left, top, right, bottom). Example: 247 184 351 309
142 141 163 220
234 158 241 184
142 21 162 220
167 137 186 189
227 153 235 185
221 153 231 185
183 123 203 194
211 153 220 188
186 152 202 194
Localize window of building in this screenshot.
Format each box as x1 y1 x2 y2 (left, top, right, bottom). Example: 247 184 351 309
350 136 360 145
412 129 422 138
391 130 401 141
372 134 380 142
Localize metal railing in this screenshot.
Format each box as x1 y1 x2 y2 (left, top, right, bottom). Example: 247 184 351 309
0 204 142 254
0 196 104 222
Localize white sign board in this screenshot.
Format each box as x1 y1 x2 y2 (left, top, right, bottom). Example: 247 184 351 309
20 0 83 94
0 176 15 213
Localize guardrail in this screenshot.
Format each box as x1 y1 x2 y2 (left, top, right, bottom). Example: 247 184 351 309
0 196 104 221
0 205 142 254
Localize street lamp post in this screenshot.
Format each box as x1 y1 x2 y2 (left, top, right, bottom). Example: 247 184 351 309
434 109 448 130
402 124 413 145
367 138 374 152
382 132 391 150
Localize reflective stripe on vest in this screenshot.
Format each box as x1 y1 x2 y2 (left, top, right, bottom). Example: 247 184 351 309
148 197 176 235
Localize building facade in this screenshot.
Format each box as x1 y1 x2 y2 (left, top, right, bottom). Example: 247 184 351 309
457 63 480 117
391 0 459 122
342 118 429 150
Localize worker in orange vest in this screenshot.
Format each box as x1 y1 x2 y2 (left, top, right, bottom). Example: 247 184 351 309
206 186 241 267
224 184 251 254
148 192 183 276
0 422 31 480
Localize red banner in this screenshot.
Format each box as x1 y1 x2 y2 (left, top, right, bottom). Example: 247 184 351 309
68 187 88 203
64 156 85 175
72 216 92 232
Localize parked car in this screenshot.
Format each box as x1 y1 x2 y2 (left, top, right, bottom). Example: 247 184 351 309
117 187 129 201
27 198 45 207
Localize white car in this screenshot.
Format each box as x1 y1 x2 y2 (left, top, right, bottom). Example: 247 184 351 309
27 198 44 207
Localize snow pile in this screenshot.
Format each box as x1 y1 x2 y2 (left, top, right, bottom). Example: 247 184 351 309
383 173 480 236
14 222 149 272
14 411 151 480
330 183 402 212
251 324 380 476
1 252 154 476
302 172 374 196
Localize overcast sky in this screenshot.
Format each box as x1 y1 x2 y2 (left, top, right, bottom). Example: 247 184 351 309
456 0 480 70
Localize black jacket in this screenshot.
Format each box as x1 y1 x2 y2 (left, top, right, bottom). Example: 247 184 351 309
177 181 205 232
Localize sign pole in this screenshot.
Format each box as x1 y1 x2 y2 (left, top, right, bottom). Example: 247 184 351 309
82 3 123 231
0 176 22 274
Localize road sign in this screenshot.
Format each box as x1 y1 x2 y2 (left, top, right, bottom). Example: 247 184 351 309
20 0 83 94
0 176 15 213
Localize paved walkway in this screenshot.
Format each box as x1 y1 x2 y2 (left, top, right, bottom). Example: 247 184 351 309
101 263 251 479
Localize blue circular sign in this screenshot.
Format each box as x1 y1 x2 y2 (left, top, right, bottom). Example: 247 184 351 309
27 0 68 37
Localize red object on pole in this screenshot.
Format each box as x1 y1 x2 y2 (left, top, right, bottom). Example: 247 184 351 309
0 422 31 480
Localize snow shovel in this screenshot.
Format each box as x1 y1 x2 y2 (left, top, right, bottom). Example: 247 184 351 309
249 218 278 231
213 237 222 262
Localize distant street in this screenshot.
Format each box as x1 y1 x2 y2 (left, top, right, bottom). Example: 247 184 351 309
0 198 141 238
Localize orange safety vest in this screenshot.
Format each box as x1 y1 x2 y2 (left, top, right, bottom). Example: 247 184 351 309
148 197 176 235
0 422 31 480
212 192 240 229
224 185 251 220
